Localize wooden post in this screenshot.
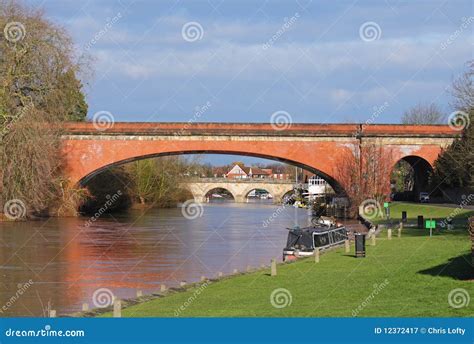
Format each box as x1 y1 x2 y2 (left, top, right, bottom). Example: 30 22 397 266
398 222 403 238
82 303 89 312
371 234 376 246
113 299 121 318
387 228 392 240
314 248 320 263
247 265 251 272
200 276 206 282
49 310 56 318
180 281 186 287
160 284 167 292
232 269 238 274
217 272 223 278
344 240 350 253
469 217 473 266
271 259 277 276
136 290 143 297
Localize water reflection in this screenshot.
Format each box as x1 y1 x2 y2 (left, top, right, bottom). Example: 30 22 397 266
0 202 354 316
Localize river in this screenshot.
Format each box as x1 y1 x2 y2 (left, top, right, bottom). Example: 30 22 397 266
0 201 355 316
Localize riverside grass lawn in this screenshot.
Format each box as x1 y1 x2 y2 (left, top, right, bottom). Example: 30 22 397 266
100 203 473 317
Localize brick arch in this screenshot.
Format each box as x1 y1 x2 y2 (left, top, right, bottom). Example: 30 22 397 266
391 155 434 199
65 145 349 193
62 122 457 198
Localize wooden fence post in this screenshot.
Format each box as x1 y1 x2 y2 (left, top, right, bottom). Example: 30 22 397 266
82 303 89 312
271 259 277 276
314 248 320 263
113 299 121 318
344 240 350 253
387 228 392 240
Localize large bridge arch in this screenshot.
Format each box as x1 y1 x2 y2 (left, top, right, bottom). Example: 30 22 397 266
62 122 458 200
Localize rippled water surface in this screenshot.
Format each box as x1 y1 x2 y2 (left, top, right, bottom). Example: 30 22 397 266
1 201 325 316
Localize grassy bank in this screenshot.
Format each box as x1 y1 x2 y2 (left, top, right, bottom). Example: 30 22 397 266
99 220 473 317
372 202 474 226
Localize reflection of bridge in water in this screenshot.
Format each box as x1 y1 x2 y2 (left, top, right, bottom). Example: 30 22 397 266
182 178 296 203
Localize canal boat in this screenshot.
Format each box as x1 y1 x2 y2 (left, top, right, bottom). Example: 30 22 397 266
283 221 348 261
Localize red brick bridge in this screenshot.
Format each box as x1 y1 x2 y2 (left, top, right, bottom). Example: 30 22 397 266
62 122 458 196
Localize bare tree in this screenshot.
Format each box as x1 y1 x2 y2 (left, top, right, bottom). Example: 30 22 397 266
401 102 445 124
450 60 474 113
335 144 394 218
1 0 89 218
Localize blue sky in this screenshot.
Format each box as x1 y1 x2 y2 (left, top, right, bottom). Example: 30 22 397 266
25 0 473 126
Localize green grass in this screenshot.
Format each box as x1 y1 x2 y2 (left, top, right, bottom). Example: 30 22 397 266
100 225 473 317
373 201 474 226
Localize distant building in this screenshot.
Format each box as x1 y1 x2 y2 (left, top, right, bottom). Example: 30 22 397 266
226 164 271 179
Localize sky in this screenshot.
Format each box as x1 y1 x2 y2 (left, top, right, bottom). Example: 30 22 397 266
24 0 473 127
20 0 474 166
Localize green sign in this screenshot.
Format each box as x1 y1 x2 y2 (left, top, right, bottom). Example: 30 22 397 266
425 220 436 229
383 202 390 208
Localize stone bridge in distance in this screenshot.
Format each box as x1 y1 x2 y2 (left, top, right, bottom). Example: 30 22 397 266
182 178 295 203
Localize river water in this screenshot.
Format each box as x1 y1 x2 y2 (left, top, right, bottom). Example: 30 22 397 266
0 201 356 316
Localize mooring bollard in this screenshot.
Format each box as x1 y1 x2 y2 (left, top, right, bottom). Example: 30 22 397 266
113 299 121 318
387 228 392 240
136 290 143 298
49 310 56 318
160 284 167 292
344 240 350 253
271 259 277 276
371 235 376 246
314 248 320 263
82 303 89 312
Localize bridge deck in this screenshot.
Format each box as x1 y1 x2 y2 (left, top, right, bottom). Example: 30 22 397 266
62 122 458 137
